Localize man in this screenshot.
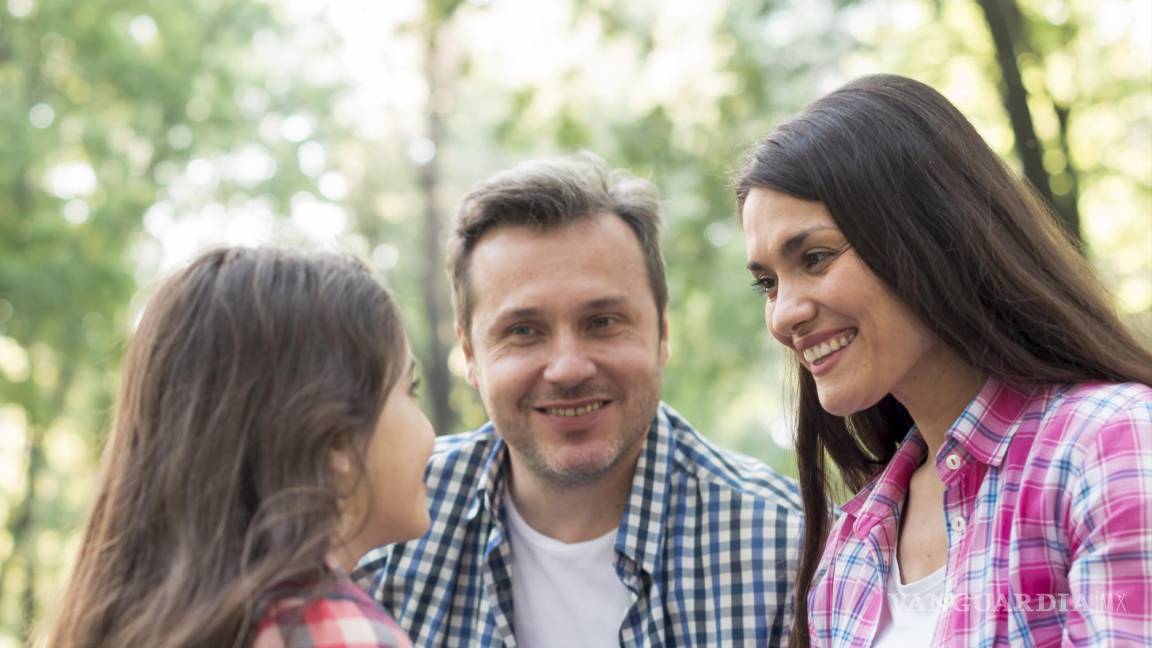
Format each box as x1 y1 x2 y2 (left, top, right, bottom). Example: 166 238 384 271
359 154 803 646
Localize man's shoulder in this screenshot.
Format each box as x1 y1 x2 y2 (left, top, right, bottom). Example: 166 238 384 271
424 425 499 486
660 404 803 512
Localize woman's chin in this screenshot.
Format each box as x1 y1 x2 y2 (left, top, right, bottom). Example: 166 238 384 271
816 391 877 418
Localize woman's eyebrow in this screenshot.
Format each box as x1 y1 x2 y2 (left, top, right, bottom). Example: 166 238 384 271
747 225 839 273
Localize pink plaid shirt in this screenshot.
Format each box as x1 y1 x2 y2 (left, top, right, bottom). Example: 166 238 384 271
809 379 1152 647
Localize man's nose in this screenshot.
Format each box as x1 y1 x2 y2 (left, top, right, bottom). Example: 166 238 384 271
542 331 597 386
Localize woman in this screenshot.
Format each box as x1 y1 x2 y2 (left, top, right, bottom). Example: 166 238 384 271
40 247 433 647
736 74 1152 647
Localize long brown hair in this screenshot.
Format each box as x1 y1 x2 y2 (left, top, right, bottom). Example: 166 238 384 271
40 247 407 648
734 74 1152 647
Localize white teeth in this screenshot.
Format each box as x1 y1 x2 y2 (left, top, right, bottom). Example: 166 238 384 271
802 332 856 365
545 401 604 417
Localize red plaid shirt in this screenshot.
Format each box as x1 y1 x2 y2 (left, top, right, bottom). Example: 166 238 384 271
251 570 412 648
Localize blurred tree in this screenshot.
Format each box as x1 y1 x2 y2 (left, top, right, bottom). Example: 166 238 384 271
0 0 342 639
976 0 1081 243
416 0 468 440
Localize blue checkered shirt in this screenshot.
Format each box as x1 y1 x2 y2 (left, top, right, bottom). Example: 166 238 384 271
356 403 804 647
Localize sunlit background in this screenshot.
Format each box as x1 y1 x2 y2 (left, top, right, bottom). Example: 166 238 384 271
1 0 1150 641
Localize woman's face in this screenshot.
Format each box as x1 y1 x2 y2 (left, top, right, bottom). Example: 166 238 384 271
740 188 943 416
367 357 435 543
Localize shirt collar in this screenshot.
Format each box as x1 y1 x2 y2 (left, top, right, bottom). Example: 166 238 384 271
943 377 1038 468
840 428 925 533
615 404 676 575
840 377 1039 535
468 423 510 522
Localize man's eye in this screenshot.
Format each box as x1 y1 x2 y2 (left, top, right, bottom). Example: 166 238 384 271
589 316 616 329
509 325 536 336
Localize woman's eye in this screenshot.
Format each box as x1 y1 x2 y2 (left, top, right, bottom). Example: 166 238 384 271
802 244 849 270
802 250 834 269
751 276 777 299
409 377 422 397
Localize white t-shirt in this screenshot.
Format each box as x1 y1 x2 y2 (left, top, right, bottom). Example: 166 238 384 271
504 495 634 648
871 547 946 647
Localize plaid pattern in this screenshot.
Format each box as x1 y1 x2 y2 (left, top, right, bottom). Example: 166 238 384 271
357 403 804 647
809 379 1152 647
252 573 413 648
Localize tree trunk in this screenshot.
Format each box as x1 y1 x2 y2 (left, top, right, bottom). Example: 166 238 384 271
975 0 1081 245
1051 102 1082 242
418 20 458 437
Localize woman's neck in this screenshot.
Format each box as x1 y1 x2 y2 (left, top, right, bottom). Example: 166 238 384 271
893 348 987 461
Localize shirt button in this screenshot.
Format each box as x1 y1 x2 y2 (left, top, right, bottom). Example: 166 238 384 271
951 516 967 533
944 453 962 470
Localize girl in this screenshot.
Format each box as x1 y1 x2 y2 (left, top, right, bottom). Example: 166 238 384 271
42 247 433 647
736 75 1152 647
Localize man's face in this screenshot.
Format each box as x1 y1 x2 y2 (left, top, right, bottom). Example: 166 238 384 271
460 212 668 487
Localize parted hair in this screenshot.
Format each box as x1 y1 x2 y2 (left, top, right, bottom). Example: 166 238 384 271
40 247 408 648
734 74 1152 648
446 152 667 333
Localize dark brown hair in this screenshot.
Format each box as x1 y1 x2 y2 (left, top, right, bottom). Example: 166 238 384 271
446 152 667 334
40 247 408 648
734 74 1152 647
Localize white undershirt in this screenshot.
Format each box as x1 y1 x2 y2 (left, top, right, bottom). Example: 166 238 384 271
871 545 946 648
504 495 633 648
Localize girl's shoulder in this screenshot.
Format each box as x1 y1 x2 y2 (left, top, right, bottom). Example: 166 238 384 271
251 575 412 648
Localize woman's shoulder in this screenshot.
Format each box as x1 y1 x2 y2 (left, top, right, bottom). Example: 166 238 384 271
1038 381 1151 436
1026 381 1152 471
1056 381 1152 407
251 576 412 648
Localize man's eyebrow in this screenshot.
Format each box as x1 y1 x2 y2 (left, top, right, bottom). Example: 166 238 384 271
582 295 631 310
489 307 543 325
747 226 839 273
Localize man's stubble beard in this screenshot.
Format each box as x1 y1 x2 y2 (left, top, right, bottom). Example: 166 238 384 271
492 377 662 489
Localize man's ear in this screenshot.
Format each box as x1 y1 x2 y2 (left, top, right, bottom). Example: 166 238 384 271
456 322 479 388
658 310 670 369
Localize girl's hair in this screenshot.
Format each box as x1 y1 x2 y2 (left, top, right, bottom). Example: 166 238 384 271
41 247 408 648
734 74 1152 648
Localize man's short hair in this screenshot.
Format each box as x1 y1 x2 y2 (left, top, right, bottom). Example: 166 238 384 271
446 153 667 335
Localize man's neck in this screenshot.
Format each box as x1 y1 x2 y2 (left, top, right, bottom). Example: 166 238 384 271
505 449 640 544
